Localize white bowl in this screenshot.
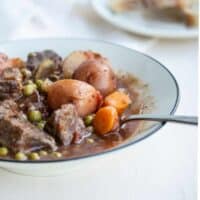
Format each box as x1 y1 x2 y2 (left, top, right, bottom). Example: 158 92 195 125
0 38 179 176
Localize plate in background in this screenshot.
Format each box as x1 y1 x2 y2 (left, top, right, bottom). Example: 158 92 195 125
92 0 198 39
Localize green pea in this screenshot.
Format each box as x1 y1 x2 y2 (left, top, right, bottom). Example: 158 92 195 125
37 121 46 130
26 81 37 89
35 79 44 90
27 80 33 84
84 115 94 126
29 152 40 160
23 84 36 96
21 68 32 78
33 84 37 89
52 152 62 158
15 152 27 161
28 110 42 122
0 147 8 156
41 79 53 92
39 150 48 156
86 138 94 144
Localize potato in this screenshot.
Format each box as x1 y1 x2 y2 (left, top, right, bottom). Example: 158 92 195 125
47 79 102 117
63 51 110 78
73 60 117 96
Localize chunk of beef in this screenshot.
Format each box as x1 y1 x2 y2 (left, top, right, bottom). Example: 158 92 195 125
48 104 91 146
26 50 63 81
0 100 57 153
73 118 92 144
0 68 23 100
0 80 21 100
18 91 50 118
0 100 18 119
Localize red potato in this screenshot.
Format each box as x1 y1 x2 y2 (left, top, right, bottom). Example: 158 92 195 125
47 79 102 117
73 60 117 96
62 50 110 78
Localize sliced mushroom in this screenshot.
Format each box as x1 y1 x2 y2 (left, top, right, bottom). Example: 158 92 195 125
26 50 63 80
35 59 55 80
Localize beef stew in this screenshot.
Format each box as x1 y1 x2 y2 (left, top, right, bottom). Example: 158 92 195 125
0 50 152 161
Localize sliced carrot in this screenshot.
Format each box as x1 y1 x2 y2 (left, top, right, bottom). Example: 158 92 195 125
8 58 25 68
104 91 131 115
93 106 119 135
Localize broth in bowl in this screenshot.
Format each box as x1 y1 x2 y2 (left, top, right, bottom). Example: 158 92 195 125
0 50 152 161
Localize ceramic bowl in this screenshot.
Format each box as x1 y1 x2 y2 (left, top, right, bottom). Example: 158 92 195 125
0 39 179 176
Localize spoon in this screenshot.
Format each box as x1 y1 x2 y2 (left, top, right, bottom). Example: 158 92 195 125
121 114 198 126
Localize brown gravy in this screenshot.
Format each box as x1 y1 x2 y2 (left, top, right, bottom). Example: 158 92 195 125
1 72 152 161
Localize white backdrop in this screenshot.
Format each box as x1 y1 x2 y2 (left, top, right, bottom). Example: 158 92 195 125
0 0 197 199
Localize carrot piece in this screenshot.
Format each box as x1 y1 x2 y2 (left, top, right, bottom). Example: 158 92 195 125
104 91 131 115
8 58 25 68
93 106 119 135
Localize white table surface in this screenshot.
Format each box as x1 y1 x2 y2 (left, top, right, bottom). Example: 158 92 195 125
0 1 197 200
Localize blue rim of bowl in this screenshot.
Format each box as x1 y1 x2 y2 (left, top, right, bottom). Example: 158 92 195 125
0 38 180 164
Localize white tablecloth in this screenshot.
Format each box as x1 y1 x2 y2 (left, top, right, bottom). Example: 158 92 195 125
0 1 197 200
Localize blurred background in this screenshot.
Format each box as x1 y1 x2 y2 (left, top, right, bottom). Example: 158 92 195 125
0 0 156 51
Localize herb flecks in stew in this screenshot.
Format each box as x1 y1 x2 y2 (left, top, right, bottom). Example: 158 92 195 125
0 50 152 161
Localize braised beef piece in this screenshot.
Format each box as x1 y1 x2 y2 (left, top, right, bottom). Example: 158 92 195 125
0 68 23 100
26 50 63 81
0 100 57 153
73 118 93 144
18 91 50 118
0 100 18 119
1 67 22 84
47 104 91 146
0 80 21 100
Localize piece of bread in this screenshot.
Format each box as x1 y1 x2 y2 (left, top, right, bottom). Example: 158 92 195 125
109 0 138 12
109 0 199 26
109 0 184 12
142 0 198 26
182 0 199 26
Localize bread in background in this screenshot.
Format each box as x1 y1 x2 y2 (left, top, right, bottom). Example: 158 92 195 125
109 0 199 26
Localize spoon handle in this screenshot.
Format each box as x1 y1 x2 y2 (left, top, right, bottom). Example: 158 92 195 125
122 114 198 125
